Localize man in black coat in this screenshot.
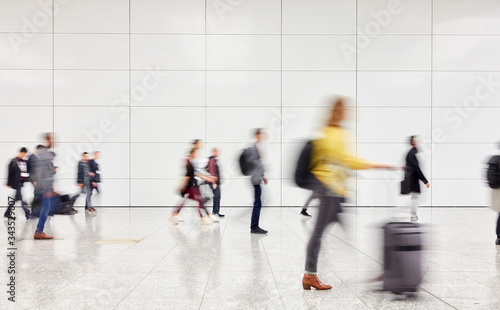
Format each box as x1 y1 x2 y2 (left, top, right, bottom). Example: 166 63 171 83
77 152 96 212
88 151 101 194
4 147 31 219
403 136 430 222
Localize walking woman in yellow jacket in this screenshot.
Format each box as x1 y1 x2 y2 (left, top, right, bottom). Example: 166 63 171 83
302 98 394 290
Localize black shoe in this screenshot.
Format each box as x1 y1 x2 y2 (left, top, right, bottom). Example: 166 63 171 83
217 213 225 218
4 213 15 220
300 209 312 217
496 239 500 245
24 209 31 220
251 227 268 234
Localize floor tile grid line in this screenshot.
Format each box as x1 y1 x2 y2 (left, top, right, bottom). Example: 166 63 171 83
197 209 243 310
112 220 203 310
26 217 172 309
258 203 287 310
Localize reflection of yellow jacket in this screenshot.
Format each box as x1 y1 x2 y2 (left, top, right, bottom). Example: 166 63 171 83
311 126 371 196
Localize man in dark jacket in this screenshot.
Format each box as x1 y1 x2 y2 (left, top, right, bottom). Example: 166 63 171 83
77 152 96 212
88 151 101 194
403 136 430 222
4 147 31 220
207 148 224 218
248 129 268 234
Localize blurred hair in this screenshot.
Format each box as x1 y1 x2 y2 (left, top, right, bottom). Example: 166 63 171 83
327 97 345 127
36 144 45 150
192 139 200 145
20 147 27 153
189 147 196 156
410 135 416 146
255 128 262 137
83 152 88 155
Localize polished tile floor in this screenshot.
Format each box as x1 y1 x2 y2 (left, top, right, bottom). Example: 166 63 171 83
1 206 499 309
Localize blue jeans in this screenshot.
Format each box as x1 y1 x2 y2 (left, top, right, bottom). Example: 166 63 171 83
251 185 262 230
36 190 52 233
211 185 221 214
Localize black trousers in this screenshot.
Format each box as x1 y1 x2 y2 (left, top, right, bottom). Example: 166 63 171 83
4 184 30 217
211 185 221 215
251 185 262 230
496 213 500 237
305 185 342 273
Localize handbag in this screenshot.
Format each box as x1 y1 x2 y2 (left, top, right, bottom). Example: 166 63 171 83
400 168 411 195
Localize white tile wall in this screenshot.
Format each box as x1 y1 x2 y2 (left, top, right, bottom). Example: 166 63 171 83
206 35 281 70
282 35 356 70
434 0 500 35
54 107 129 143
0 106 53 143
206 0 281 34
54 70 129 106
0 0 53 32
358 0 431 34
0 34 52 69
206 71 281 107
434 36 500 71
432 72 500 108
130 107 205 143
282 0 355 34
432 108 500 143
357 72 431 107
357 108 431 143
357 35 431 70
130 71 205 107
0 70 53 105
55 0 129 33
131 35 205 70
2 0 498 207
130 0 205 34
55 34 129 69
282 72 356 106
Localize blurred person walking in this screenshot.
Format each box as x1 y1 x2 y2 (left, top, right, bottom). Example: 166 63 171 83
302 98 393 290
77 152 97 212
88 151 101 194
486 144 500 245
28 145 43 200
401 136 430 223
170 148 216 225
247 128 268 234
4 147 31 220
207 147 224 218
34 133 56 239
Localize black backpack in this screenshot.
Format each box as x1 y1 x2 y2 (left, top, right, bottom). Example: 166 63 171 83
239 148 253 176
487 155 500 189
294 140 322 190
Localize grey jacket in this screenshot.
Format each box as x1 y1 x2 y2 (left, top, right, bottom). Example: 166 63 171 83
35 148 54 191
248 144 265 185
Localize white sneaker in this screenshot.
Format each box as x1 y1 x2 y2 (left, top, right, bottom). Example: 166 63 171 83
177 217 184 222
201 217 212 225
211 214 220 222
410 216 422 224
169 214 178 225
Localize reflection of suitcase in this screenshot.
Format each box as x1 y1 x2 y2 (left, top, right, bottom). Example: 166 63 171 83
383 222 423 294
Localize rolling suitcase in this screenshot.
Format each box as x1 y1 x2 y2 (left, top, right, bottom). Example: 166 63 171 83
383 222 423 294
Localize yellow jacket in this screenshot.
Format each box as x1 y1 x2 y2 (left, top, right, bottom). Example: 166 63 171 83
311 126 372 196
